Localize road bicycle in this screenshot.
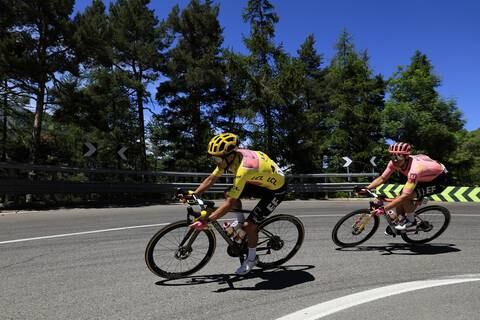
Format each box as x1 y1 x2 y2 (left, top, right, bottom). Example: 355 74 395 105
332 188 451 247
145 189 305 279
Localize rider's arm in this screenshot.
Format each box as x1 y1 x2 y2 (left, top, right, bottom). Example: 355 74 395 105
208 173 246 221
367 161 395 190
208 197 237 221
384 171 417 211
383 192 414 211
194 174 219 196
366 175 386 190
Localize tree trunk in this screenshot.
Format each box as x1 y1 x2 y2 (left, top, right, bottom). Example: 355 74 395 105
137 89 147 170
31 81 45 164
262 104 274 157
2 79 7 161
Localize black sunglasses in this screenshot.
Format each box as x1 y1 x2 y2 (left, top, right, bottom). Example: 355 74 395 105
390 154 405 162
211 156 224 164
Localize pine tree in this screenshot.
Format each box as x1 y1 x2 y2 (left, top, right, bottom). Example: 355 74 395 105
325 30 386 172
272 34 328 172
384 50 464 162
214 49 253 137
73 0 112 68
109 0 165 170
0 0 77 163
153 0 224 171
242 0 283 158
293 34 329 171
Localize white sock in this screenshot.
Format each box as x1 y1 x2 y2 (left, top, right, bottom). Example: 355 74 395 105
247 248 256 261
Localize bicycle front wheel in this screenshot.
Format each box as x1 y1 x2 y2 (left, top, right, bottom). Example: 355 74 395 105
401 205 451 244
145 220 216 279
256 214 305 269
332 209 380 247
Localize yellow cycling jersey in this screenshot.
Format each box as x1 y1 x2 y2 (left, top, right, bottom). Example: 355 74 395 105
212 149 285 199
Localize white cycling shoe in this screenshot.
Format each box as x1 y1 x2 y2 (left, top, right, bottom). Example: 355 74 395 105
235 256 258 275
395 218 417 231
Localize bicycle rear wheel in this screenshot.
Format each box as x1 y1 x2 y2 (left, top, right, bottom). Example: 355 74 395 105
401 205 451 244
145 220 216 279
332 209 380 247
256 214 305 269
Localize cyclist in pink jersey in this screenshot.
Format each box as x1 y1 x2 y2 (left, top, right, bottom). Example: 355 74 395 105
363 142 448 231
187 133 287 275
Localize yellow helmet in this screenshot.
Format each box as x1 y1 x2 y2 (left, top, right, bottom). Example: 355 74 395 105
208 133 239 157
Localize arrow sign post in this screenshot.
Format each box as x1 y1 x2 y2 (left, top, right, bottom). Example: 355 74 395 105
370 156 377 173
342 156 352 168
117 146 128 161
83 142 97 157
342 156 352 181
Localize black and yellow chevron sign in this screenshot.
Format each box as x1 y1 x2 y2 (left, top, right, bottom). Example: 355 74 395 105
375 184 480 202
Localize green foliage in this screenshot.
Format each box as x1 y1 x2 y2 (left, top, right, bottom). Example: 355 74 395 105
447 129 480 185
0 0 77 163
0 1 476 187
324 30 386 172
52 69 140 168
109 0 165 170
241 0 284 158
0 79 32 162
383 51 465 163
153 0 224 171
273 35 328 172
73 0 112 67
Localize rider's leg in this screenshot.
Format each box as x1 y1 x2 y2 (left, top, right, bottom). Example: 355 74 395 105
399 194 417 216
395 193 418 230
244 185 287 258
235 218 258 275
225 188 243 210
244 218 258 257
236 185 287 275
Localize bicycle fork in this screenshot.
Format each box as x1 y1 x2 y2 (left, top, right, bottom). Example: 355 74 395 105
352 213 374 234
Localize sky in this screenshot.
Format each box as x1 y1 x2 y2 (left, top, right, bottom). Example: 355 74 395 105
75 0 480 131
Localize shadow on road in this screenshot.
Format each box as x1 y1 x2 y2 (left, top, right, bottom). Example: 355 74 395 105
155 265 316 292
336 243 461 255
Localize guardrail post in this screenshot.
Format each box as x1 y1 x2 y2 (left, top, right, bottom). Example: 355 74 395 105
324 176 329 200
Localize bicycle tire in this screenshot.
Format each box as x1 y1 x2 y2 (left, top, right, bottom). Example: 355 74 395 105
401 205 451 244
145 220 216 279
332 209 380 247
256 214 305 269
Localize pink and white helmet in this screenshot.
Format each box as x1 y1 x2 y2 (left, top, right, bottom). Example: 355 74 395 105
388 142 411 155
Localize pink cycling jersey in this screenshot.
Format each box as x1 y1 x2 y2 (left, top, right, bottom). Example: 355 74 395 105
211 149 285 199
381 154 446 195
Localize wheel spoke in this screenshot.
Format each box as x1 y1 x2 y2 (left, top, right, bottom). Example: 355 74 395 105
332 209 379 247
256 215 304 268
145 221 215 279
401 206 450 244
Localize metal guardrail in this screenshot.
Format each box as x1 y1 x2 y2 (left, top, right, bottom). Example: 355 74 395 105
0 162 375 195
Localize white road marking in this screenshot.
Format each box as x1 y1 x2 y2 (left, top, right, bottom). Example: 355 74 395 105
276 275 480 320
0 213 478 245
0 223 168 245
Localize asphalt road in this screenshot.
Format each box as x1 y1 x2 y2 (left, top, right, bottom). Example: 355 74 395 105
1 200 479 320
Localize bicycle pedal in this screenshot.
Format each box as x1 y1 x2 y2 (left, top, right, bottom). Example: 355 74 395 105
384 226 396 237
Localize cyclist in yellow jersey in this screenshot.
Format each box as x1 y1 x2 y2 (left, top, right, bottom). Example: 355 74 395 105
189 133 287 275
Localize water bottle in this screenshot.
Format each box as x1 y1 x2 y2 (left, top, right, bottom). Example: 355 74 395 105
231 220 246 243
386 210 396 220
233 227 246 243
224 220 246 243
223 221 235 237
